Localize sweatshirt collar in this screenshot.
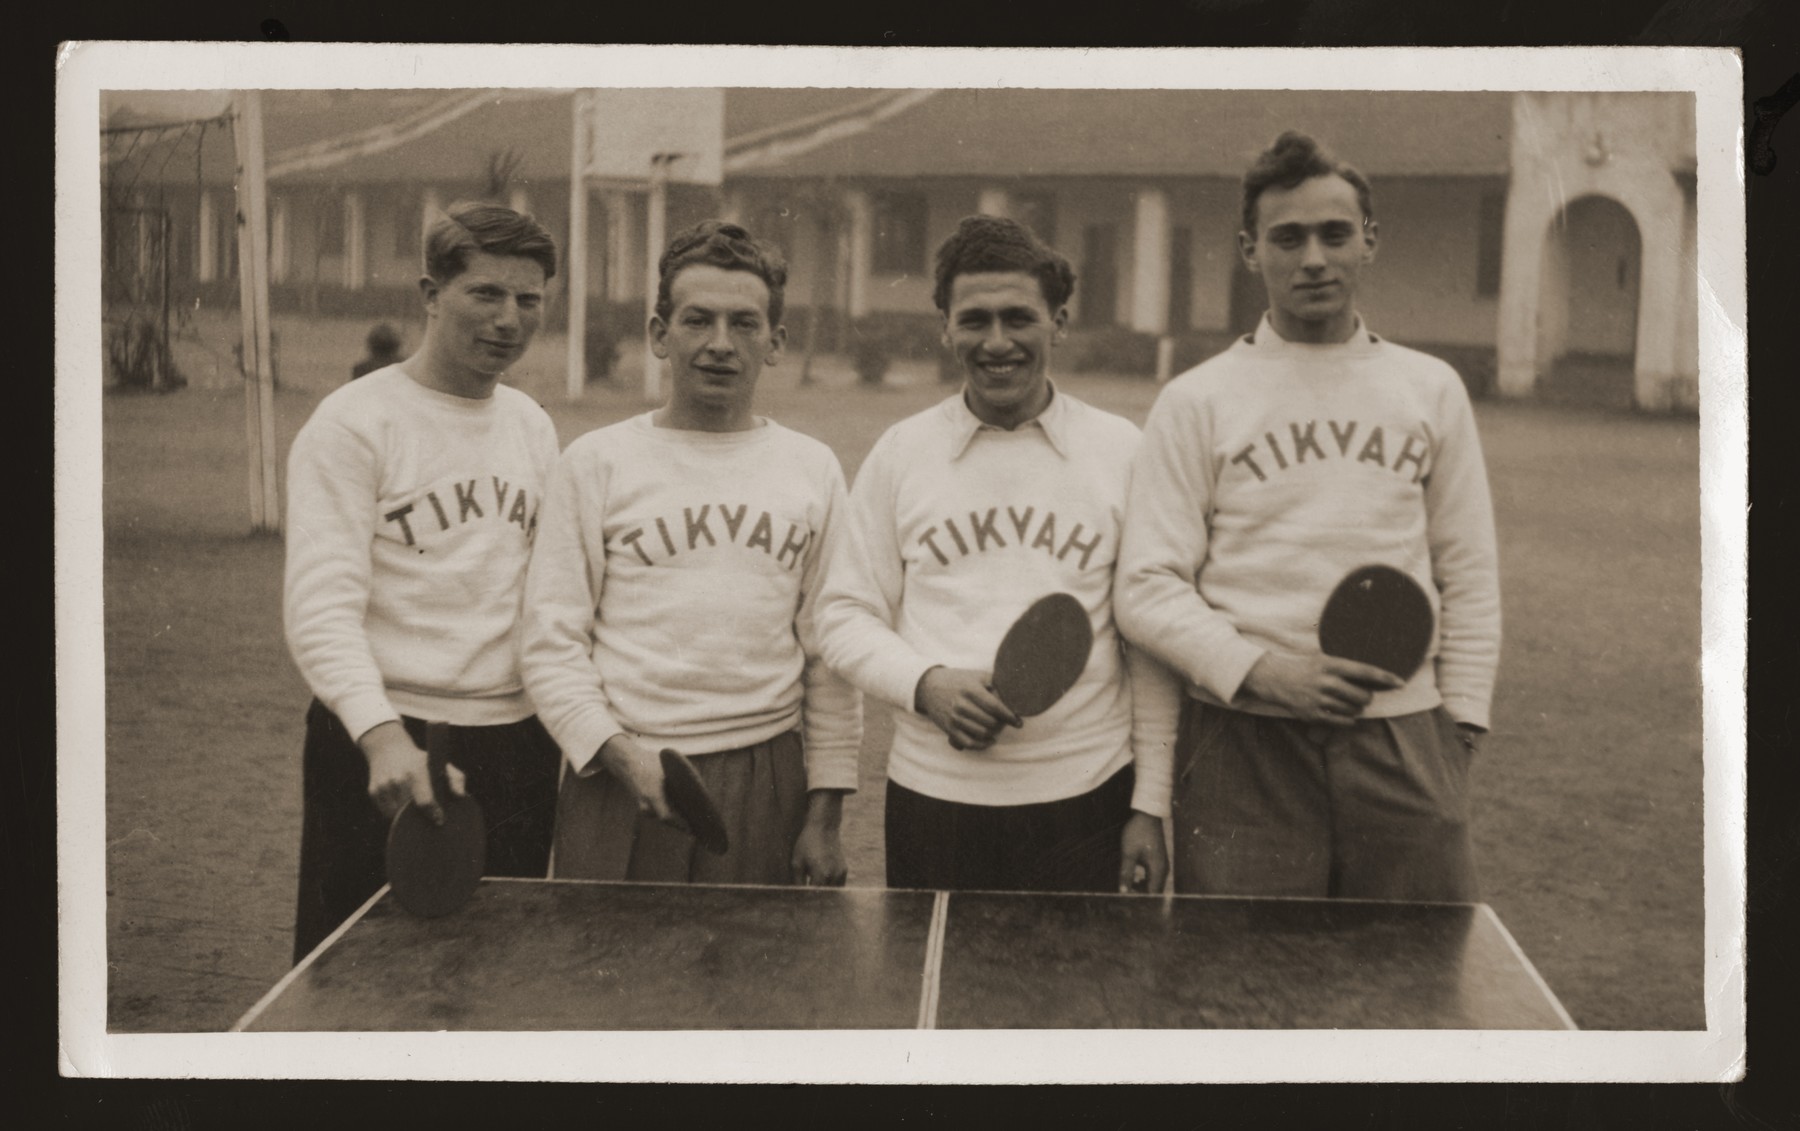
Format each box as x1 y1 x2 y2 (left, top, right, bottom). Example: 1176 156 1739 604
947 381 1070 460
1244 312 1383 356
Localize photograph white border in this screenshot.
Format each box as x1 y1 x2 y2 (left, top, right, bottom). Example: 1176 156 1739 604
55 41 1747 1084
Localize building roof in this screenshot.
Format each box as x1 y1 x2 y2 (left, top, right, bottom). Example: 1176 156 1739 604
726 89 1517 180
102 87 1519 192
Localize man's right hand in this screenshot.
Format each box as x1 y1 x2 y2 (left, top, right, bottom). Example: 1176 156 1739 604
915 666 1022 751
1240 652 1405 725
359 720 440 824
594 734 675 823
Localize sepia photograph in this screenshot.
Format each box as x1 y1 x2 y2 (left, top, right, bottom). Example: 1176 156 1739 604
56 43 1745 1083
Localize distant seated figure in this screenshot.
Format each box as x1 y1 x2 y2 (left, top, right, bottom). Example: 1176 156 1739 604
350 322 405 380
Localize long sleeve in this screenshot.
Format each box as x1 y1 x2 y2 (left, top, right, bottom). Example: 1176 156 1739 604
283 412 396 742
519 444 626 773
1424 378 1502 730
1115 389 1266 704
1124 642 1181 818
815 433 940 712
793 459 863 792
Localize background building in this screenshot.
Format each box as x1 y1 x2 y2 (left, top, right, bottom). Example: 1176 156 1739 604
101 87 1698 409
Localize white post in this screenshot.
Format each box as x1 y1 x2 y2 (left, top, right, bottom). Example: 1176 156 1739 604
642 159 669 402
197 190 216 283
342 190 366 290
976 187 1009 217
269 196 289 284
843 188 872 319
509 186 529 215
232 91 280 534
566 91 590 400
1129 187 1171 335
605 192 633 303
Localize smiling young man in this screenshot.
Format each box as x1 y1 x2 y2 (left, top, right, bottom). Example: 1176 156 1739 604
283 202 564 962
1116 131 1501 901
816 215 1178 895
521 220 860 886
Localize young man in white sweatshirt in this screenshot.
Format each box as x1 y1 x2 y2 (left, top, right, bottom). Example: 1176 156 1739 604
816 215 1178 894
283 202 564 962
1116 131 1501 901
521 221 860 886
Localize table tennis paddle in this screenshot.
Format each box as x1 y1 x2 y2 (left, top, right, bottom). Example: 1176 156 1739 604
659 748 730 856
1318 564 1436 687
992 592 1094 717
385 721 485 917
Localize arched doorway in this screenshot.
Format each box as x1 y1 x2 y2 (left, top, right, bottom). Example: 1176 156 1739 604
1536 194 1641 407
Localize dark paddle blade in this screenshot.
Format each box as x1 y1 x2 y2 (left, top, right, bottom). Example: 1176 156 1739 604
660 748 730 856
1318 564 1435 682
386 724 485 916
992 592 1094 717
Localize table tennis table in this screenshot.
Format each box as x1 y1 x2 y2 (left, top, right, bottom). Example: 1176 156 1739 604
233 878 1574 1031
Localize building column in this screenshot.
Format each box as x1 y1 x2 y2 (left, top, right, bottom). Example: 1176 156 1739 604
719 188 745 225
1628 175 1685 412
197 190 217 283
1129 187 1171 335
1493 177 1545 399
342 191 366 290
509 187 529 216
605 191 635 303
843 188 873 319
421 187 442 255
269 195 289 284
976 187 1010 218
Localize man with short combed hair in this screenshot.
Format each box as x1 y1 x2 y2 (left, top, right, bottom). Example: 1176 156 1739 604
284 201 564 962
817 214 1178 895
522 220 860 886
1116 131 1502 901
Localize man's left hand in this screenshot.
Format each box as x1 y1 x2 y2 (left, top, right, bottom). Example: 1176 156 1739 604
1117 811 1169 894
791 789 849 887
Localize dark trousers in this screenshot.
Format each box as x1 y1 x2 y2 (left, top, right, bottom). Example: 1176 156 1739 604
293 700 561 964
884 766 1135 893
1171 699 1479 902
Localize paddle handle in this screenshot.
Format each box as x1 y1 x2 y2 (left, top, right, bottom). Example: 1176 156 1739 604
424 721 453 800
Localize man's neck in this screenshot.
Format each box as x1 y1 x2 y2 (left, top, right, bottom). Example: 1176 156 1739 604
653 402 758 433
965 382 1053 431
1267 309 1361 345
407 346 499 400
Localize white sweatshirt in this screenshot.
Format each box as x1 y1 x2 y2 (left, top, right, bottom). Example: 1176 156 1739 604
1116 315 1501 730
519 414 861 792
283 365 561 740
815 388 1179 817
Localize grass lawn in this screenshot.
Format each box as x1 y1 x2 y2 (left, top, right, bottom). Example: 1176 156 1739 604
97 316 1706 1031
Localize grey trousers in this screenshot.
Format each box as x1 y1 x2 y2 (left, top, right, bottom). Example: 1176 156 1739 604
1171 699 1479 901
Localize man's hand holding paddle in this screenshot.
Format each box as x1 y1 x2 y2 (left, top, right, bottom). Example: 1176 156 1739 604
358 720 468 824
915 667 1021 751
1240 652 1404 726
593 733 678 822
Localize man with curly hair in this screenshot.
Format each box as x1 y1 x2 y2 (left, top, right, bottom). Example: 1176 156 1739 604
818 214 1178 895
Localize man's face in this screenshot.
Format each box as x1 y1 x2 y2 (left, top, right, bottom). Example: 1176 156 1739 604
942 270 1067 428
1240 174 1377 342
651 264 784 425
420 251 547 379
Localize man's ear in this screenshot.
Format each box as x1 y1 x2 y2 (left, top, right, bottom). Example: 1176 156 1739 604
765 323 788 366
939 313 952 350
1362 219 1380 264
418 274 440 314
1236 230 1259 273
648 314 670 360
1051 306 1070 346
